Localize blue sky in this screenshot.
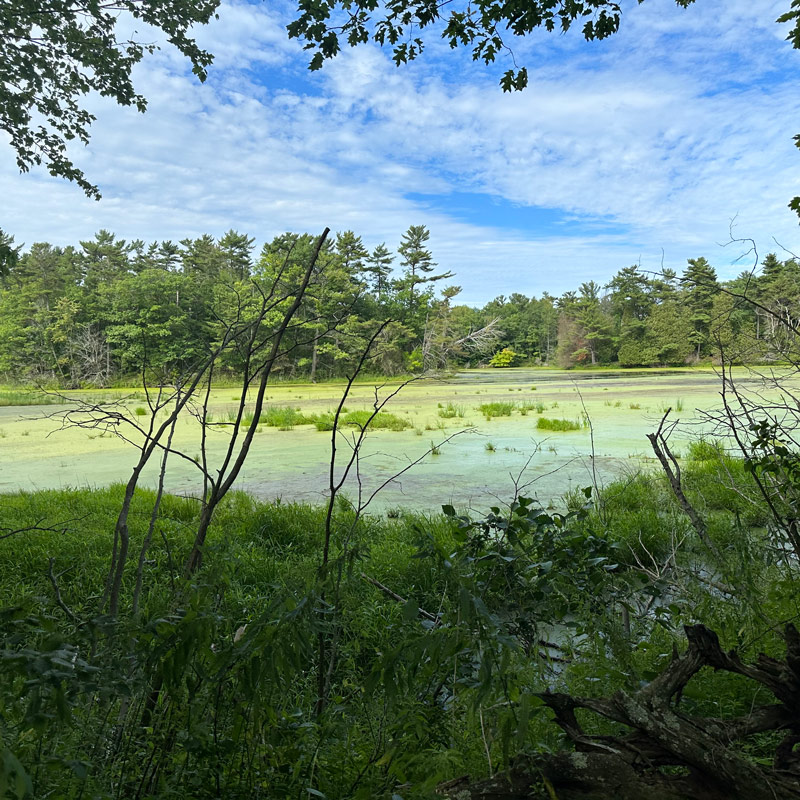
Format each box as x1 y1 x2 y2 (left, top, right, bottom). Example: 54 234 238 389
3 0 799 304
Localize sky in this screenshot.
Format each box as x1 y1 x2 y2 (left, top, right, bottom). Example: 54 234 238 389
3 0 800 305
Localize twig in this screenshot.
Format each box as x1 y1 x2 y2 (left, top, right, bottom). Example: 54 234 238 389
48 557 78 623
360 573 439 623
647 410 722 561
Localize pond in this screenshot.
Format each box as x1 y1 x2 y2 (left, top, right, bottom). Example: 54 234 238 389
0 367 786 512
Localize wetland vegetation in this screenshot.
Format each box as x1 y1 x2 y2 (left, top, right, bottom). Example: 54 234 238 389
3 2 800 792
2 237 800 797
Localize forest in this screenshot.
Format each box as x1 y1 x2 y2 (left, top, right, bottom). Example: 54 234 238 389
1 225 799 386
1 225 800 799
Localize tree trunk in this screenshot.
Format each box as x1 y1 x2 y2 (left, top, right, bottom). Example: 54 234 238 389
439 624 800 800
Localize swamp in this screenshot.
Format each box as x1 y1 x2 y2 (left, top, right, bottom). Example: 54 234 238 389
0 367 773 510
3 0 800 797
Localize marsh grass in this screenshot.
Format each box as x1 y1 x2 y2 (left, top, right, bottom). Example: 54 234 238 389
260 405 315 430
313 410 410 432
0 389 62 406
536 417 582 432
438 402 465 419
479 401 515 419
660 398 685 413
0 456 789 800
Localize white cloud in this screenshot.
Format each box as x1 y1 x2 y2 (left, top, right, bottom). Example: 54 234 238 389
2 0 798 302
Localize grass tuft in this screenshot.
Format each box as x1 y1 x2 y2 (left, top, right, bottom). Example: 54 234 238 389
479 401 515 419
536 417 582 432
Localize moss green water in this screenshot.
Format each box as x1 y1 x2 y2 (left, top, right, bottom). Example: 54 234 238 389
0 368 790 510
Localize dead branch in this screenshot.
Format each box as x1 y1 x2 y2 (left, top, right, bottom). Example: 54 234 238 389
360 573 439 623
439 624 800 800
647 410 722 561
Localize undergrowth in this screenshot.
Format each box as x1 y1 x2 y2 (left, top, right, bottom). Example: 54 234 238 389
0 444 791 799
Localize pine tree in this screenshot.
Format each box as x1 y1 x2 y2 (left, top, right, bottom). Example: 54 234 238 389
219 230 255 280
681 257 719 359
364 243 393 300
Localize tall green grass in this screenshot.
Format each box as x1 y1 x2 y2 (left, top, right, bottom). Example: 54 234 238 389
312 410 410 432
437 402 465 419
478 401 515 419
0 389 63 406
536 417 582 431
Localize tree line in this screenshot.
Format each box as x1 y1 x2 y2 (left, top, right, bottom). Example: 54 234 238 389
1 225 798 385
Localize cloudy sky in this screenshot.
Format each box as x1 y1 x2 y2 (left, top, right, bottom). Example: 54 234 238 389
4 0 799 304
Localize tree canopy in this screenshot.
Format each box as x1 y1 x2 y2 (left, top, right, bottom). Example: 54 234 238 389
0 0 220 198
288 0 698 91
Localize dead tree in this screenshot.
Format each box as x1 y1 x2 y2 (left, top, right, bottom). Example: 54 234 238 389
646 409 723 561
184 227 330 573
439 624 800 800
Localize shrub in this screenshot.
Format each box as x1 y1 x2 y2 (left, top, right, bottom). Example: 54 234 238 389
489 347 523 367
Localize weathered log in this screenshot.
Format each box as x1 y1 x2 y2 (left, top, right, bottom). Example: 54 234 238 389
438 624 800 800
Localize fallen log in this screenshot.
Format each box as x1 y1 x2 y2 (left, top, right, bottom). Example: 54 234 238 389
439 624 800 800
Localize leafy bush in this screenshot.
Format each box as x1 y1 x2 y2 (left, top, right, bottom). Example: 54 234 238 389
488 347 523 367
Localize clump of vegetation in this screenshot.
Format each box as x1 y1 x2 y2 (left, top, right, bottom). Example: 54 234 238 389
430 440 441 455
438 402 465 419
661 398 685 413
479 401 515 419
260 405 315 430
536 417 582 431
488 347 523 367
485 441 496 452
134 406 148 416
0 390 62 407
313 410 410 432
629 402 641 409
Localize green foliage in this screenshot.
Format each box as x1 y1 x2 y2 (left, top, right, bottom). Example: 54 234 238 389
536 416 581 431
1 0 219 197
312 409 410 432
488 347 523 367
259 405 315 430
437 402 465 418
0 453 794 799
478 401 514 419
288 0 699 92
0 226 792 383
0 390 62 407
